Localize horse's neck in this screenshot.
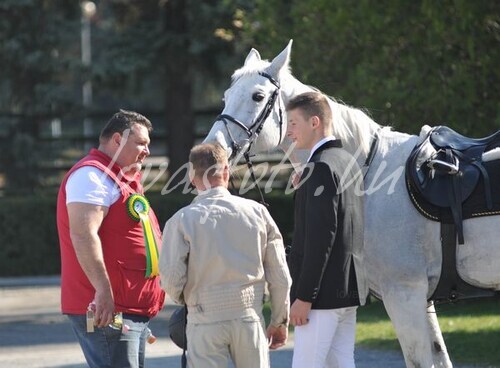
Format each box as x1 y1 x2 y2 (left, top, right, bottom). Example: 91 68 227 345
281 73 312 102
364 130 417 191
330 102 383 165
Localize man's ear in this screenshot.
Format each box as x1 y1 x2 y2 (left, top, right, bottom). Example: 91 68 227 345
310 116 321 129
112 132 122 146
222 164 230 181
188 166 196 183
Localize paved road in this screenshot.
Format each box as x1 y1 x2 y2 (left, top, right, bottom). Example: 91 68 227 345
0 276 408 367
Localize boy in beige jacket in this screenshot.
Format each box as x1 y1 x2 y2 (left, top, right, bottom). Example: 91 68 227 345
159 143 292 368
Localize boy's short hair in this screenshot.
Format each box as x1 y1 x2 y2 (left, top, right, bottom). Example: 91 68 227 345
189 143 228 179
286 91 332 126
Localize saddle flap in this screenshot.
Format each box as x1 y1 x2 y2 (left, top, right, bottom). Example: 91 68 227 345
418 163 480 207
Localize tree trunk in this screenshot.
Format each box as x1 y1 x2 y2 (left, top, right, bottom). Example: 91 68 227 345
163 0 195 188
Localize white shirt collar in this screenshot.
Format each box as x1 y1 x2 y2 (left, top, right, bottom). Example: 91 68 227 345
307 136 336 162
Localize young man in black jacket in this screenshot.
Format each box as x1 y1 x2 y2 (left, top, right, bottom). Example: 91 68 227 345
286 91 366 367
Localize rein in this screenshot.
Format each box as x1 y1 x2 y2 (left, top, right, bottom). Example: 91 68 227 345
228 154 269 207
217 71 284 206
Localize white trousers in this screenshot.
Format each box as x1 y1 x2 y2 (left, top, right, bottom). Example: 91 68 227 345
292 307 358 368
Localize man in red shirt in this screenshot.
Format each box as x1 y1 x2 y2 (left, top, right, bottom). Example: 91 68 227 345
57 110 165 368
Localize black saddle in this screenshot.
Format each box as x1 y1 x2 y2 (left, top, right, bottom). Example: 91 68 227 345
406 125 500 244
430 126 500 151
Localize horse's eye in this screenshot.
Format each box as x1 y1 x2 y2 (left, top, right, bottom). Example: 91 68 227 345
252 92 265 102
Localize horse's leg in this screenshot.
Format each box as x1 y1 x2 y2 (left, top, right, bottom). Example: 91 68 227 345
426 301 453 367
382 282 434 368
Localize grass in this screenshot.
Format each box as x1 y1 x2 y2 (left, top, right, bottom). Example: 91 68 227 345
356 297 500 367
263 297 500 365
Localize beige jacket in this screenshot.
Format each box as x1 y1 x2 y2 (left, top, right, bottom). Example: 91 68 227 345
159 187 291 326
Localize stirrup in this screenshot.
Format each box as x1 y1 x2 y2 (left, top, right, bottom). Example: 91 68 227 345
427 158 459 175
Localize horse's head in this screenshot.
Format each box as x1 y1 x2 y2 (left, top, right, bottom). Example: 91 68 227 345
204 40 381 168
203 40 295 163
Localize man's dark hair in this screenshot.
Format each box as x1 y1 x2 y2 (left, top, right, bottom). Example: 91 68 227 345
99 109 152 142
286 91 332 125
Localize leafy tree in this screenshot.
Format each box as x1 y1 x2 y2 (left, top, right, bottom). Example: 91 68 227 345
0 0 254 193
241 0 499 136
0 0 80 193
95 0 253 181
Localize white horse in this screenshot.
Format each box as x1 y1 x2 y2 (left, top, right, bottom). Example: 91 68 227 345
203 40 500 367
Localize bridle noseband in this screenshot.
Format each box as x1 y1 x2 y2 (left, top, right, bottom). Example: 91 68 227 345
216 71 284 161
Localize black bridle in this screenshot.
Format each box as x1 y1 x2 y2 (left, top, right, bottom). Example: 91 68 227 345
217 71 284 161
216 71 284 205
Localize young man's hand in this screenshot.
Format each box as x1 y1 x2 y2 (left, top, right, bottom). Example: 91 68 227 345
266 325 288 350
290 299 312 327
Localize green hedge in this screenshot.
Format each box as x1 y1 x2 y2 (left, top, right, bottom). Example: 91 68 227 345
0 190 294 277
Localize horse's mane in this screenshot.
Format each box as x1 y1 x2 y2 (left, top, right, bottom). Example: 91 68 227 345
331 99 386 158
308 83 385 158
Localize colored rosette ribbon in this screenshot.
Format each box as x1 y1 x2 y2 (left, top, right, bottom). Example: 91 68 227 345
126 193 159 278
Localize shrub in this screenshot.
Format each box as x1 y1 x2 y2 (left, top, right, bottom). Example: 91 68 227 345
0 189 294 276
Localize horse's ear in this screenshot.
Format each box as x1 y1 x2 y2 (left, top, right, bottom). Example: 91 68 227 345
266 39 293 79
244 48 261 66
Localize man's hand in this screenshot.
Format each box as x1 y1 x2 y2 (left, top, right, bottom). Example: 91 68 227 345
290 299 312 327
266 325 288 350
93 287 115 327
